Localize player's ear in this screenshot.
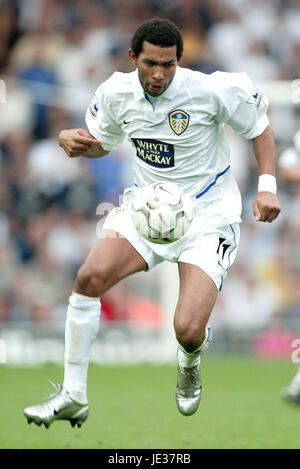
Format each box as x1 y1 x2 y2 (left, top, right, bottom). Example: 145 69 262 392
128 48 137 65
177 52 182 66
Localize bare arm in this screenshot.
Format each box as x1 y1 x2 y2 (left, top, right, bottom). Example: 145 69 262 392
58 128 110 158
253 125 276 175
252 125 281 222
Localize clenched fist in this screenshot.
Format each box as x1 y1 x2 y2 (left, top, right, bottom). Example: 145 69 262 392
252 191 281 222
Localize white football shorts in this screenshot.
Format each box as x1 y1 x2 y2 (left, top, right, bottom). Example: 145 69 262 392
102 187 240 291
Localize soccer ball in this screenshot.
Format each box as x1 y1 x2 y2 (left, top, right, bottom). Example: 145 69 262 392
130 182 193 244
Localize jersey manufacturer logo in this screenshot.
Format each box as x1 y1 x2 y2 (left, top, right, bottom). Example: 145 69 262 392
131 138 174 168
169 110 190 135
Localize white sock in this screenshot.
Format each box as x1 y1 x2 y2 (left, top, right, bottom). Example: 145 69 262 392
177 325 212 368
63 291 101 404
178 347 200 368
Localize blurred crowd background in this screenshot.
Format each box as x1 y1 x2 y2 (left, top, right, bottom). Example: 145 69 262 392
0 0 300 357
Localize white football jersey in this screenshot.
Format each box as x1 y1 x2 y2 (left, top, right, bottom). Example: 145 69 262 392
85 66 269 226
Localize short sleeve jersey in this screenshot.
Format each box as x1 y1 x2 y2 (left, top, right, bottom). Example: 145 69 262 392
85 66 269 225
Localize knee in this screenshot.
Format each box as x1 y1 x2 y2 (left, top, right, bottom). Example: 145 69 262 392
174 314 205 352
75 263 109 297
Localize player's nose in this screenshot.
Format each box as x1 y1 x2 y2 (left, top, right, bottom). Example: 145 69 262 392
152 67 164 81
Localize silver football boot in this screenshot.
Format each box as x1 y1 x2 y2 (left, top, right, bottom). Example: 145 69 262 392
24 382 89 429
176 325 212 416
176 356 202 416
281 381 300 405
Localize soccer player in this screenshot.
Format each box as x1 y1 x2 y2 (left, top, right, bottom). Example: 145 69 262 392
278 129 300 404
24 18 281 428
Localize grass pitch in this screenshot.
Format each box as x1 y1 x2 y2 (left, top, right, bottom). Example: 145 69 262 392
1 356 300 449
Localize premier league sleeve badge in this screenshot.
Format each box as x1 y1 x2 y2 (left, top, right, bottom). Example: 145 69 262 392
88 97 100 119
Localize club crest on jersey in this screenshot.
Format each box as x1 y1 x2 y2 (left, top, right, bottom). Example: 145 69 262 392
169 110 190 135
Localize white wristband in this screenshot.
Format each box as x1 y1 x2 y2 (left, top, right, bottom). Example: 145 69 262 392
258 174 277 194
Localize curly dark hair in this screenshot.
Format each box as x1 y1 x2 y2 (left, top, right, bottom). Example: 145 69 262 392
131 18 184 61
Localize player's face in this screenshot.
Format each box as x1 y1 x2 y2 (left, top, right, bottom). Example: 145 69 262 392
129 41 178 97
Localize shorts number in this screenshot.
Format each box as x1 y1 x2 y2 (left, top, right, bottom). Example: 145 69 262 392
217 237 230 260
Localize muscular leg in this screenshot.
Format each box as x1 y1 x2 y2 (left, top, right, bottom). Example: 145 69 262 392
75 230 148 297
64 231 147 403
174 262 218 353
174 262 218 416
23 231 148 427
